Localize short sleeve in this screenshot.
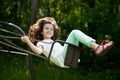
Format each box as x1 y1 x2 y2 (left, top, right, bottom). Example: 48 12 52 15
36 41 44 47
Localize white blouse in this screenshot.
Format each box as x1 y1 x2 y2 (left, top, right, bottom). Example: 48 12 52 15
36 39 69 68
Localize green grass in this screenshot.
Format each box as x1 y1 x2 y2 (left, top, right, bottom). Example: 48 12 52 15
0 52 120 80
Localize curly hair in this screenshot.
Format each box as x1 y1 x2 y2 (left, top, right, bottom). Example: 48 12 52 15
28 17 61 45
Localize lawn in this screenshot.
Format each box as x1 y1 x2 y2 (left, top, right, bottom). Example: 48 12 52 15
0 52 120 80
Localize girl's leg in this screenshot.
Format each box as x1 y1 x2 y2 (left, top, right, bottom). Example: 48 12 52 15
61 30 113 58
62 29 96 59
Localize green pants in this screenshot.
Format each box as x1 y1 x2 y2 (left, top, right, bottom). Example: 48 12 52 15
62 30 96 59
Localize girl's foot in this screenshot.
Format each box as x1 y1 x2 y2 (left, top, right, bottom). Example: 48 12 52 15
95 41 114 56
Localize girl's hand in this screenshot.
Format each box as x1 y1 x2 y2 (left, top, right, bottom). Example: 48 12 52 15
21 36 29 43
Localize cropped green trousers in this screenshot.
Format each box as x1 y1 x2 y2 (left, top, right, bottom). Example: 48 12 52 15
62 30 96 59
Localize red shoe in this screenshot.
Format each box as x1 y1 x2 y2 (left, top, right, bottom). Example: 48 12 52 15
95 40 114 56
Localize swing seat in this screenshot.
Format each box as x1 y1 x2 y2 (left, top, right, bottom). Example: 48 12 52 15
48 40 81 68
64 44 80 68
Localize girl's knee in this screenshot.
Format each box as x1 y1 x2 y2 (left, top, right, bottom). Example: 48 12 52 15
71 29 79 34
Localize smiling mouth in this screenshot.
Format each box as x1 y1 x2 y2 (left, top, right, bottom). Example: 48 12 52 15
46 32 52 34
46 33 51 35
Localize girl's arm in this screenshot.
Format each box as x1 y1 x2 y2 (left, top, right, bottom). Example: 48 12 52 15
21 36 43 54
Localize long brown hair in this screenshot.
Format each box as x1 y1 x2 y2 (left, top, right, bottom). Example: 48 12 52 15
28 17 61 45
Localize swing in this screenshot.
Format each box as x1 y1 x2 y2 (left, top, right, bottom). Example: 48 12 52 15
48 40 81 68
0 21 81 68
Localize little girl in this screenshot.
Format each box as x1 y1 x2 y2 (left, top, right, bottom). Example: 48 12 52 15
21 17 113 68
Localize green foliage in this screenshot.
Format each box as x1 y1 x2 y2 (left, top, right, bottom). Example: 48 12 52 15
0 0 120 80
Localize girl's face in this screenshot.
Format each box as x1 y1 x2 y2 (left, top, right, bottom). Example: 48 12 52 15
41 23 54 39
